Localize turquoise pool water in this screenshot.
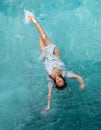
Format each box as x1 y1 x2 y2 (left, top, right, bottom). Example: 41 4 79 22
0 0 101 130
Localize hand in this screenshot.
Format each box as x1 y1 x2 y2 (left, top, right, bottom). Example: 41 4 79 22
80 84 85 90
40 106 50 114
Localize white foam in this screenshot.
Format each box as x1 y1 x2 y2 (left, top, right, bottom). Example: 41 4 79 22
24 9 34 24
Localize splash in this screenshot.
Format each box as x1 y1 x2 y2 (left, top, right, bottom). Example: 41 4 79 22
24 9 34 24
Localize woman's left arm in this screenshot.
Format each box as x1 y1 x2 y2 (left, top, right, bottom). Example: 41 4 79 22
71 74 85 90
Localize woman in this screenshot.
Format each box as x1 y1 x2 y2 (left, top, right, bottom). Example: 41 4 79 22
28 15 85 114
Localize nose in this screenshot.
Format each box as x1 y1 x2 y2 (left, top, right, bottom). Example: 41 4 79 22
56 76 60 80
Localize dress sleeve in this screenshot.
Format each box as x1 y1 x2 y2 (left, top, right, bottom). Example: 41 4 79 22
47 76 55 89
64 71 74 78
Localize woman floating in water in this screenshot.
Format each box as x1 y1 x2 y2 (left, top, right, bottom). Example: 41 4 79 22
27 13 85 114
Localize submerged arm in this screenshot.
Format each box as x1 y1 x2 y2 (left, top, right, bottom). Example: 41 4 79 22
40 88 52 114
47 88 52 109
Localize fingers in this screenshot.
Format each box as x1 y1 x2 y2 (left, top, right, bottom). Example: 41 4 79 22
40 108 49 114
80 85 85 90
40 109 48 114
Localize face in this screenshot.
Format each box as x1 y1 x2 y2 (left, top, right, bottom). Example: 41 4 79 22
55 76 64 87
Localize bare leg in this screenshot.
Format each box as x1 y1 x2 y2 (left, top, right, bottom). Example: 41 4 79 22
38 37 45 53
29 15 54 46
29 16 60 57
53 47 60 58
29 16 48 41
39 37 60 58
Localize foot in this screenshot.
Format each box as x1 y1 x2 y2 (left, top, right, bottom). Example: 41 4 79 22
28 15 36 23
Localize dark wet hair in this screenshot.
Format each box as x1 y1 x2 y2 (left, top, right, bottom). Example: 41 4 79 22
54 75 67 90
